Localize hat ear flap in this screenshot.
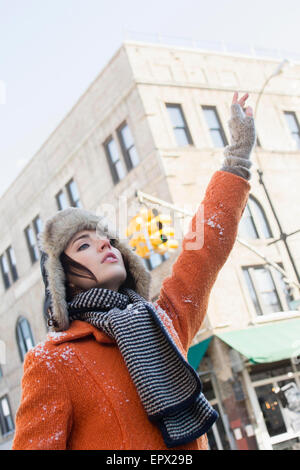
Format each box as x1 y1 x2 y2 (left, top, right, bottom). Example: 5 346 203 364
40 251 54 327
46 255 70 331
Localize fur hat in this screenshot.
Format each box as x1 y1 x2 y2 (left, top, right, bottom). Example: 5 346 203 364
38 207 152 332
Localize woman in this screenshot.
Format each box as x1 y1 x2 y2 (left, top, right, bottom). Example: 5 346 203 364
12 92 256 450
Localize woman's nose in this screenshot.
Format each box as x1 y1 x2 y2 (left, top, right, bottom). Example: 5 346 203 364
96 237 111 252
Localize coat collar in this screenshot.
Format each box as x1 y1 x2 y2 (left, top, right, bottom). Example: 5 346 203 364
47 320 115 345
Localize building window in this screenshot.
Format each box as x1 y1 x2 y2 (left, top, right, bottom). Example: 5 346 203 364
166 104 193 146
56 190 68 210
33 215 43 235
104 136 126 184
284 111 300 149
0 395 14 436
56 179 82 210
0 246 18 290
24 215 43 264
202 106 228 148
0 254 10 290
6 246 18 282
243 263 295 316
143 251 170 271
238 196 273 240
117 122 140 171
16 317 35 363
66 179 82 208
25 225 39 263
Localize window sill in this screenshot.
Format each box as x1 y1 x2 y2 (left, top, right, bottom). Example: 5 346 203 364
270 430 300 446
161 146 216 153
237 236 276 245
255 148 300 155
251 310 300 325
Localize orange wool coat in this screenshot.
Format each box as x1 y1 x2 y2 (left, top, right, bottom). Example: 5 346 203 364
12 170 250 450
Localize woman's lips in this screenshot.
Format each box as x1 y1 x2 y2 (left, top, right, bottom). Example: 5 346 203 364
101 251 118 263
102 257 118 263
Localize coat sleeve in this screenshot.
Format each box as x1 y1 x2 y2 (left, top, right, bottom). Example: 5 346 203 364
155 170 251 351
12 347 73 450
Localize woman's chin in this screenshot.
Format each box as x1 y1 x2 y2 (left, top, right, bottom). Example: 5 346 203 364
95 275 127 292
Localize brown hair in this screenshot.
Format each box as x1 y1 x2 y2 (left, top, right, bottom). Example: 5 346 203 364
59 252 96 301
60 244 136 302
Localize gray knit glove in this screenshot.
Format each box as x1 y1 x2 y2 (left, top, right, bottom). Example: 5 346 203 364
221 103 256 180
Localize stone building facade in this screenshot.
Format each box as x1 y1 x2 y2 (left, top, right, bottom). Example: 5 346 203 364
0 41 300 450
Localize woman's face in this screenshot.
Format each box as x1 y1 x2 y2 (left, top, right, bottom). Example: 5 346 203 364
64 229 127 292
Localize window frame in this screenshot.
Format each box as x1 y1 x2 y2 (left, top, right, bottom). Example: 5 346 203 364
0 246 18 290
6 246 18 282
165 103 194 147
0 395 14 437
56 179 82 210
33 215 43 237
24 225 39 264
103 135 126 184
66 178 82 208
238 195 273 240
55 189 68 211
117 121 140 171
202 105 228 148
15 316 35 363
242 263 294 318
284 111 300 150
24 215 43 264
0 254 11 290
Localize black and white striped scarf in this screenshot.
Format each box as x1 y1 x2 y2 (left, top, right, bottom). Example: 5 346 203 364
67 286 218 448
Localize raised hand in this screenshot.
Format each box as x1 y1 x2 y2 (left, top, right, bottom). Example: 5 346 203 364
220 91 257 180
232 91 253 117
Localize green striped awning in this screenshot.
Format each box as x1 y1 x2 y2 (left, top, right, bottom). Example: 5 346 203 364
187 337 212 370
216 318 300 364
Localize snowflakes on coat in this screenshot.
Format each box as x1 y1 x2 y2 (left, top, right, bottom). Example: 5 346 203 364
182 295 199 308
96 370 132 410
47 331 68 340
35 430 64 449
204 212 224 237
31 341 76 370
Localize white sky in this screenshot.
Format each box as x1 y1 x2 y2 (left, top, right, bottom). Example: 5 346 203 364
0 0 299 197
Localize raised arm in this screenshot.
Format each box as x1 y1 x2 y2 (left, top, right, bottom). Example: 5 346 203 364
155 93 256 351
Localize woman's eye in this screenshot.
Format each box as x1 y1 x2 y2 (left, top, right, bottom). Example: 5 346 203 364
78 243 89 251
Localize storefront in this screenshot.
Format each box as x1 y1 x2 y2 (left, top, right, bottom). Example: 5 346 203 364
188 318 300 450
245 359 300 450
217 318 300 450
